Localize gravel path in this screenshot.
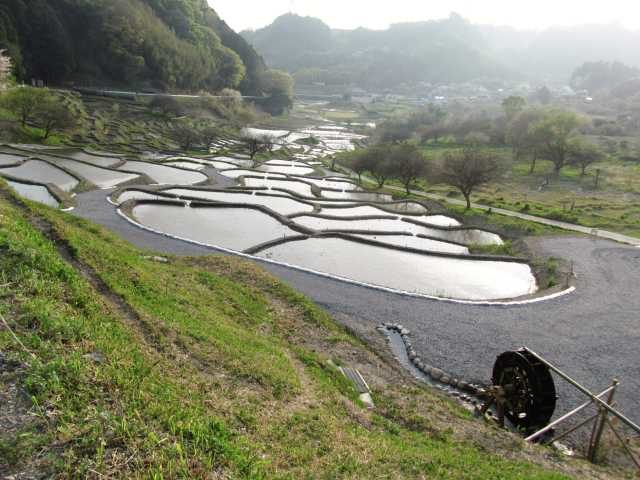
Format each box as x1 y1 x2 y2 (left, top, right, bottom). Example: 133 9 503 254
72 189 640 425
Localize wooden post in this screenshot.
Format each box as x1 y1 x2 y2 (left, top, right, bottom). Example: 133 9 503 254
587 380 618 462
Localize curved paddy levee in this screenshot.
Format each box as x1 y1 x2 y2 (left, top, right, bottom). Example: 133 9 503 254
129 201 304 251
113 189 169 205
291 176 362 191
205 160 245 170
320 189 394 202
0 159 79 191
415 226 503 246
219 169 287 180
49 157 139 189
160 188 316 216
316 199 429 214
66 150 122 168
212 156 254 168
118 160 208 185
352 233 470 254
256 164 315 176
242 177 316 197
253 236 537 301
291 215 488 244
164 161 206 171
5 179 60 207
0 153 28 166
311 205 460 227
264 159 314 167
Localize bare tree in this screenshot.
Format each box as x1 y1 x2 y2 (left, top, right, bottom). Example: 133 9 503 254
366 145 394 188
259 134 276 153
240 133 277 166
436 148 502 209
170 122 201 151
391 143 427 194
351 152 369 184
199 124 219 151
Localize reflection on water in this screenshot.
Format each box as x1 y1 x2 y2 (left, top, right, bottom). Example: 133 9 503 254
55 158 138 188
6 180 59 207
0 160 79 191
132 204 298 251
243 177 315 197
353 234 469 254
256 237 536 300
118 161 207 185
164 188 314 216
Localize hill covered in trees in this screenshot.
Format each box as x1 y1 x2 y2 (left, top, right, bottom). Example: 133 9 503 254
242 13 509 90
242 13 640 90
0 0 278 97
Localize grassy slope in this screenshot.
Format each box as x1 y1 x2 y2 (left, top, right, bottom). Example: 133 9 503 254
1 187 613 478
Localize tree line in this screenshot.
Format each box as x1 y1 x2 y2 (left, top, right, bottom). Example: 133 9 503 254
344 96 621 209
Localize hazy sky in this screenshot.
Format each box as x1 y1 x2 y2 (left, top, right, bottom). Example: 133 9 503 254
210 0 640 32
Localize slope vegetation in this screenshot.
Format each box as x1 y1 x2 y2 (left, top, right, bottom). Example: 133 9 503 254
0 0 267 94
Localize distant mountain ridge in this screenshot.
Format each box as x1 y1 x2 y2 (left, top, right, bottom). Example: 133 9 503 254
0 0 269 95
242 13 640 89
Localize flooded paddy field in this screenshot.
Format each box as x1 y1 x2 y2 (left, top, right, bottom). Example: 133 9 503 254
352 234 470 254
162 188 315 216
255 237 536 300
256 164 315 176
0 153 28 166
6 179 60 207
292 215 470 238
53 158 139 189
165 161 206 171
242 177 316 197
66 151 122 168
319 189 395 202
118 161 207 185
316 200 429 214
132 203 299 251
293 177 362 191
0 159 79 191
219 169 287 179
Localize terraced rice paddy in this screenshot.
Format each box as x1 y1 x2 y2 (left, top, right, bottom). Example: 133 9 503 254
5 120 535 301
161 189 315 216
242 177 315 197
255 237 536 300
0 153 27 166
256 164 315 175
118 161 207 185
0 159 79 191
6 179 60 207
54 158 139 189
132 204 298 251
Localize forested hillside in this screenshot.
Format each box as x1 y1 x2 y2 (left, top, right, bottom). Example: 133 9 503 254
243 13 640 89
0 0 270 95
243 13 508 89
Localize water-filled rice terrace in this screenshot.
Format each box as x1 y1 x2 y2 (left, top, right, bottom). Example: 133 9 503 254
1 125 538 301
